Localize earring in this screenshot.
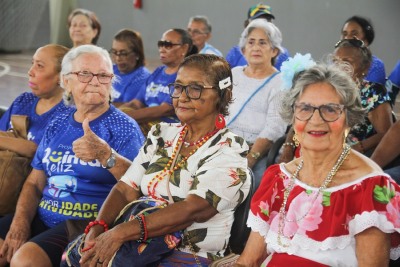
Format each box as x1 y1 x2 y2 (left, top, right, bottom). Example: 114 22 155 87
66 91 72 101
109 95 112 104
293 132 300 147
343 128 350 148
215 114 226 129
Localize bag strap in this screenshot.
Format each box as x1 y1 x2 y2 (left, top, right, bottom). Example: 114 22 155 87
10 115 29 139
227 71 279 127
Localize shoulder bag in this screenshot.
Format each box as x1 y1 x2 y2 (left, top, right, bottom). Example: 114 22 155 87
0 115 32 215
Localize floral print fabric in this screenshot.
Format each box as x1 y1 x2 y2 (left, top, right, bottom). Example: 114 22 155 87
348 80 391 144
120 123 251 259
248 164 400 266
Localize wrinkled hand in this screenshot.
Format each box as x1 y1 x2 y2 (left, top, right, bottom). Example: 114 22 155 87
73 118 110 164
80 228 123 267
0 220 30 262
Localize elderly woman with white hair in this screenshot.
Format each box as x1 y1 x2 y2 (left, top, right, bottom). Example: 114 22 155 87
0 44 144 267
226 19 286 187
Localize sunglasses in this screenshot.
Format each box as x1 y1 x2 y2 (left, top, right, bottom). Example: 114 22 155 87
335 38 365 49
157 40 182 49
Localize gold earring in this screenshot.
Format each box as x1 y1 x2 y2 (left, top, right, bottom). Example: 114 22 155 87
66 91 72 101
293 132 300 147
343 128 350 147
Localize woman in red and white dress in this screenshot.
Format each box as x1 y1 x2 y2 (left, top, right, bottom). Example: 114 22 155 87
235 62 400 266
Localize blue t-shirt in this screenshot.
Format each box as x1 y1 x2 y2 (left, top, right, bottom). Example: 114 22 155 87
112 65 150 103
225 45 290 70
135 65 179 123
0 92 72 145
365 55 386 85
388 60 400 87
32 105 145 227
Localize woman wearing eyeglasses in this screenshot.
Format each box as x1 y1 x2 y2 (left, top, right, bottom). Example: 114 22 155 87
235 61 400 267
120 28 197 136
109 29 150 107
63 54 251 266
280 39 393 163
0 45 145 267
225 19 286 188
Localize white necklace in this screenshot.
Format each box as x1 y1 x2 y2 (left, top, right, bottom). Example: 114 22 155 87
277 144 351 247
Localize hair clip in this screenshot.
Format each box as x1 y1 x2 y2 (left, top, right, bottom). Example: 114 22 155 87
219 77 231 90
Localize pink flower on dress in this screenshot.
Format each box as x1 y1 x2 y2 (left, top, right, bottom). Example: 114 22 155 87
259 201 269 216
386 192 400 228
284 191 324 236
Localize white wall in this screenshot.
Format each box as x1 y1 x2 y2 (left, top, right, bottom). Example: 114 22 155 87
23 0 400 72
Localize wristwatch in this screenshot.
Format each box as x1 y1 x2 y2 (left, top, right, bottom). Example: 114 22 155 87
102 148 116 169
249 151 261 160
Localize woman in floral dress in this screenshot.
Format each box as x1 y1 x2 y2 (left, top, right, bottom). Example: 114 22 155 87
235 61 400 266
75 54 251 266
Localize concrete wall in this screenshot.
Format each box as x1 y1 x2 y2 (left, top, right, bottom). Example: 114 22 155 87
2 0 398 71
76 0 400 72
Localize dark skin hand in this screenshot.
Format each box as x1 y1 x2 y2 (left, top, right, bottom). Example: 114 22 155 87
79 181 218 267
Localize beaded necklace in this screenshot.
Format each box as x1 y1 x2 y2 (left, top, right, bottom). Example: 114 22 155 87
183 129 219 148
277 144 351 248
147 125 218 203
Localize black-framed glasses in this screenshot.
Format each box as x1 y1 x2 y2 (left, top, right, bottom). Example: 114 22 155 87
67 71 114 84
109 49 134 59
293 103 345 122
157 40 182 50
168 83 214 100
335 38 365 49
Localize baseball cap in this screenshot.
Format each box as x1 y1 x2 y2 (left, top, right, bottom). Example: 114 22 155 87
248 3 275 20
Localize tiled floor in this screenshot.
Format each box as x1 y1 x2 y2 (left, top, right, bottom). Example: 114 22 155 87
1 50 399 117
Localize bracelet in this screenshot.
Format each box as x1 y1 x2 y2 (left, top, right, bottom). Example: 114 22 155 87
140 214 148 242
134 214 147 242
282 142 295 149
84 220 109 234
81 245 94 252
249 151 261 160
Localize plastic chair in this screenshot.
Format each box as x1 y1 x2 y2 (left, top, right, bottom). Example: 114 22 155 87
227 167 256 254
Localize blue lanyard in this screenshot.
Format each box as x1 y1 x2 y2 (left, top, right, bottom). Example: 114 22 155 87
227 71 279 126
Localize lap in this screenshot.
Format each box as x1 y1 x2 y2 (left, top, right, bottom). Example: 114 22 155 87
0 213 69 267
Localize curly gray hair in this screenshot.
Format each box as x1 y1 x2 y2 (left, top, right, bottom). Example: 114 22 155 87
280 63 366 127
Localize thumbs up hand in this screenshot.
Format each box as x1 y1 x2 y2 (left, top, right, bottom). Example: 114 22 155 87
73 118 111 164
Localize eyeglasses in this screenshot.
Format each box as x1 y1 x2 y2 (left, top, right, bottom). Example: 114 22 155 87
335 38 365 49
157 40 182 50
293 103 345 122
109 49 134 59
67 71 114 84
187 29 208 36
168 83 214 100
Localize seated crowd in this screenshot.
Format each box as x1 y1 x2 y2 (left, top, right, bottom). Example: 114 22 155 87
0 3 399 267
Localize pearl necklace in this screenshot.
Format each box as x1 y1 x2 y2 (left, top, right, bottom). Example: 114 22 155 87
277 144 351 248
147 125 218 203
183 129 219 148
